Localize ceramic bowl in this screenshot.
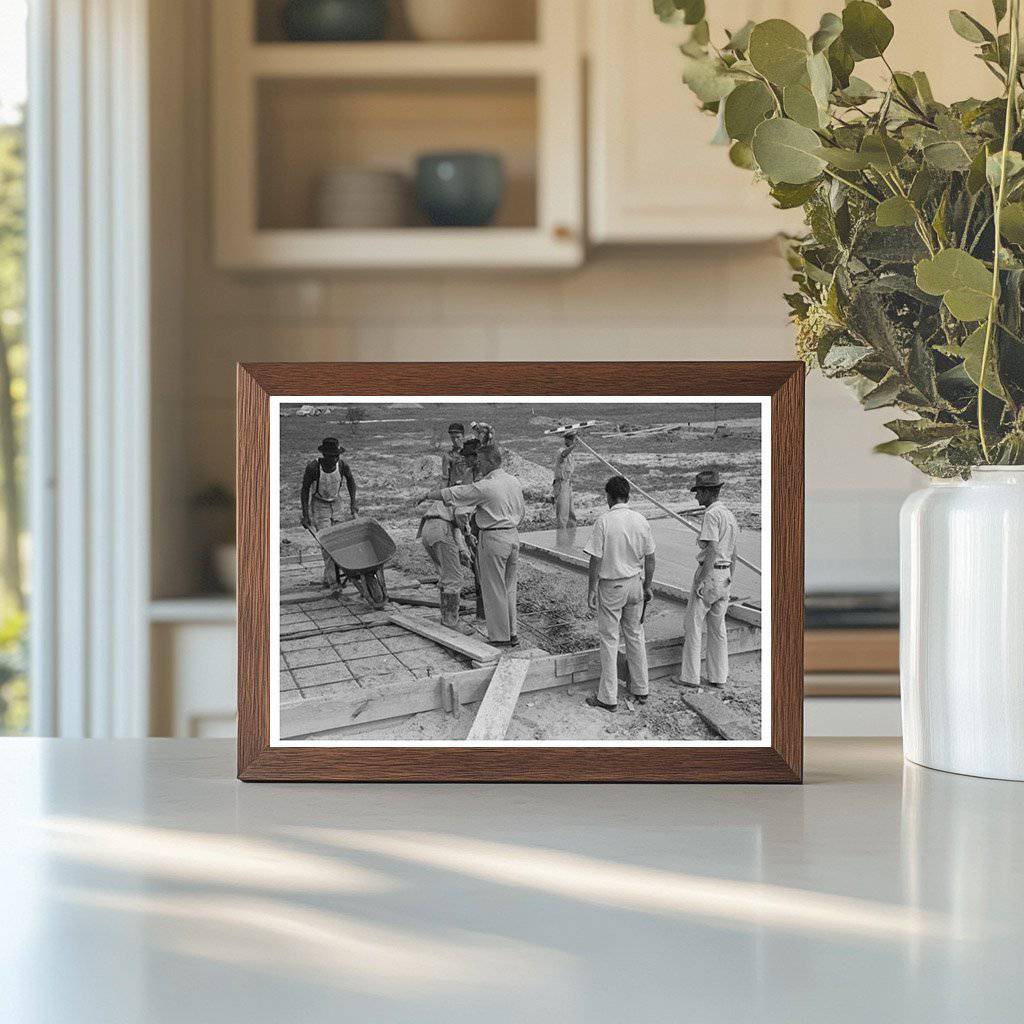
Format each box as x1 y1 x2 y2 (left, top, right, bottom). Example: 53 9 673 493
281 0 388 42
415 152 505 227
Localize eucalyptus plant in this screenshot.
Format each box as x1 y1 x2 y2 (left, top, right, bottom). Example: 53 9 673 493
658 0 1024 474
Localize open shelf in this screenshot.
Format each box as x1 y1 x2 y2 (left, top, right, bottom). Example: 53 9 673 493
213 0 581 268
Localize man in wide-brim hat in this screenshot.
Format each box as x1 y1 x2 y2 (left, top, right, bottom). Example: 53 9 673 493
300 436 358 586
678 467 739 688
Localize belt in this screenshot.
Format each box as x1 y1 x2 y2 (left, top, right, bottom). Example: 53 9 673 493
479 525 517 533
422 516 454 524
712 561 731 569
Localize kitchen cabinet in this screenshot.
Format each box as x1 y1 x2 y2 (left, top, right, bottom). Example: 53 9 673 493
211 0 583 269
587 0 999 244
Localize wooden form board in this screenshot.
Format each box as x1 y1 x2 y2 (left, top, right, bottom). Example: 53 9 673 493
388 611 502 663
279 627 763 739
682 692 760 742
466 657 532 741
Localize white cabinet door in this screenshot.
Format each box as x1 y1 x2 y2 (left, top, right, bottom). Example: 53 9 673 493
588 1 1003 244
589 1 815 243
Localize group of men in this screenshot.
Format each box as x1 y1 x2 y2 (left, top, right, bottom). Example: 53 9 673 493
299 423 741 711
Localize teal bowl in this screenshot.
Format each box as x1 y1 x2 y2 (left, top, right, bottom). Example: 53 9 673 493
281 0 388 42
415 152 505 228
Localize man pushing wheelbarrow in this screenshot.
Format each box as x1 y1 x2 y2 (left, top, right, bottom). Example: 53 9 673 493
300 437 358 587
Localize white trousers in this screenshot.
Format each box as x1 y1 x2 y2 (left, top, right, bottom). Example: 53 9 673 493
596 575 649 706
680 567 731 685
477 529 518 642
311 497 350 584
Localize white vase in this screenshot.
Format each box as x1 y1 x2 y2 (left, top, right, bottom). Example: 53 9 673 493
900 467 1024 780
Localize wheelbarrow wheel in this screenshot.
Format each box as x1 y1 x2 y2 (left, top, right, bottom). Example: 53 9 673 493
357 570 386 610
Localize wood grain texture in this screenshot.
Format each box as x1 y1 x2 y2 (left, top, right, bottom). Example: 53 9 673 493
236 361 805 782
804 629 899 674
466 657 532 741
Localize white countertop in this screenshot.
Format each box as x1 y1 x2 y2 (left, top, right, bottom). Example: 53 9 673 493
2 738 1021 1023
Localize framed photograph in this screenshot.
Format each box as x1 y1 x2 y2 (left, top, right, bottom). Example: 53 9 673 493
237 362 803 782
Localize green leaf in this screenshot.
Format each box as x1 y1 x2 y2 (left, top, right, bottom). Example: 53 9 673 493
807 51 833 110
752 117 827 184
874 439 921 455
915 249 994 321
842 1 894 60
958 324 1007 398
986 150 1024 190
810 12 843 54
967 143 993 193
875 196 918 228
783 83 822 128
838 75 877 104
948 10 993 44
748 19 810 87
909 165 936 205
653 0 705 25
912 71 935 105
993 0 1008 24
860 133 905 172
728 140 758 169
770 179 820 209
681 55 736 103
884 418 963 443
862 374 902 409
923 141 973 171
815 145 872 170
1000 202 1024 242
723 81 775 143
827 35 855 89
724 20 755 53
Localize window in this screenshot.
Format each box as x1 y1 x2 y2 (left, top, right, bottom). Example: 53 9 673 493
0 0 28 734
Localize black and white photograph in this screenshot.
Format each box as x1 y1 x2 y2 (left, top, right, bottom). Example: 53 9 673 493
270 397 769 745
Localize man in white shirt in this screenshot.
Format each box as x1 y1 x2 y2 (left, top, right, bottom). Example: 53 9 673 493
552 430 580 528
417 444 525 645
679 468 740 687
583 475 656 711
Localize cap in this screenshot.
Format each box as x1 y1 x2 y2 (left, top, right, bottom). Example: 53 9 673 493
318 437 345 455
690 468 723 491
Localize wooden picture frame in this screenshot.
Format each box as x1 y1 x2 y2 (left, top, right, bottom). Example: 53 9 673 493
237 362 804 782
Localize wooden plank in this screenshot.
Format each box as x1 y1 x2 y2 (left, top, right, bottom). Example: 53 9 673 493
804 628 898 674
466 656 532 741
681 692 759 741
279 621 371 642
388 611 502 663
280 588 333 606
389 592 475 612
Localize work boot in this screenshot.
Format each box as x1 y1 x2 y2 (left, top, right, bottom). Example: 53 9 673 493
440 590 474 635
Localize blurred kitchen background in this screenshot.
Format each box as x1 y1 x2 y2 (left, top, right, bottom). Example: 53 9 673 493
3 0 997 740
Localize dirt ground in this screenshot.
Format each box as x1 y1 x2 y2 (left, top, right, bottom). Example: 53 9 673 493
314 650 762 742
279 400 762 652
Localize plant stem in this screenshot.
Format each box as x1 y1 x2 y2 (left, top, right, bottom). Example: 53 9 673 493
821 167 879 203
979 0 1021 463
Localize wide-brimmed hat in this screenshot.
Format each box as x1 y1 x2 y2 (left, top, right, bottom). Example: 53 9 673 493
318 437 345 454
690 468 723 491
447 421 465 434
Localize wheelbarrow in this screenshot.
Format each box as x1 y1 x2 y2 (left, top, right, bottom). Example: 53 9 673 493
307 518 396 610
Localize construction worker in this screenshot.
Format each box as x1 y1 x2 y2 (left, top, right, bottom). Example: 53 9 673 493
417 443 524 646
417 498 472 635
583 475 656 712
440 421 471 487
552 429 580 528
679 468 739 688
300 437 358 587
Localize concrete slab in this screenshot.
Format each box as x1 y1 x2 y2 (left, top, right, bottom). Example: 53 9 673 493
519 520 762 602
332 637 390 661
285 647 342 670
292 662 354 690
346 653 410 679
382 633 437 654
280 634 334 653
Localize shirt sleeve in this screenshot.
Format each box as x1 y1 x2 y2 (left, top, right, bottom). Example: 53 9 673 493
582 517 605 559
641 521 656 556
699 507 722 544
442 479 488 506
